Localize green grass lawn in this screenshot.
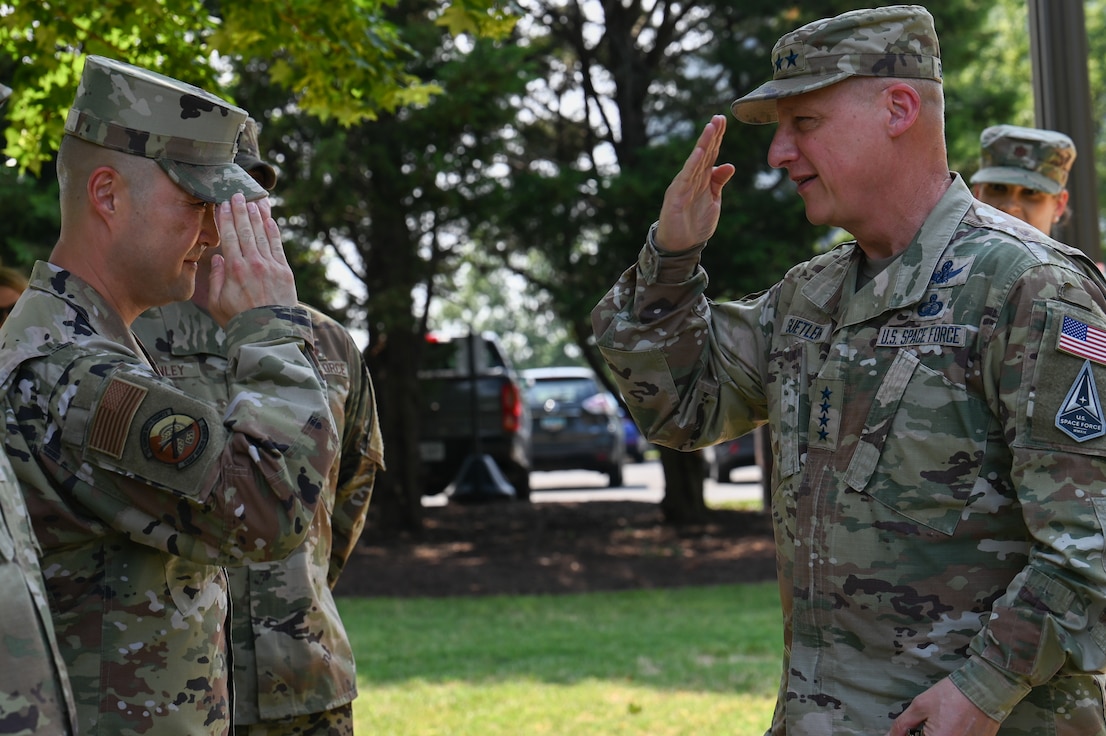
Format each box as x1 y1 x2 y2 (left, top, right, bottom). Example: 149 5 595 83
338 582 781 735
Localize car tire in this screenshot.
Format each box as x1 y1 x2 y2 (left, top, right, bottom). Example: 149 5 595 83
714 464 729 484
607 464 624 488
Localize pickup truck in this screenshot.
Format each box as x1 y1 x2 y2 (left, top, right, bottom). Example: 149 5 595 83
417 331 532 501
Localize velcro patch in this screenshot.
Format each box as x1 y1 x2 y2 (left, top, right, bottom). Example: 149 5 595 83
1055 359 1106 442
89 377 148 459
782 315 830 342
877 324 969 348
1057 315 1106 367
141 410 210 469
319 360 349 378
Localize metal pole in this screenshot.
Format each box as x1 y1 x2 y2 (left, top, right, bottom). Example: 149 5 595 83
1027 0 1101 261
467 329 484 493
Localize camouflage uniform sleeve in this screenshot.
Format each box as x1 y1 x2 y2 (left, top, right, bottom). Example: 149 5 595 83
0 456 78 735
949 265 1106 719
327 332 384 588
43 305 337 565
591 224 771 450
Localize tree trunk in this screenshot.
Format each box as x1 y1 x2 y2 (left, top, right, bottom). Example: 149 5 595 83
658 445 708 524
364 331 424 537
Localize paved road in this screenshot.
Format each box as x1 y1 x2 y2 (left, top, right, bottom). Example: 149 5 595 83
424 459 764 506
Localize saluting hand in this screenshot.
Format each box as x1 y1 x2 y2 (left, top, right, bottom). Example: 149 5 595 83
655 114 737 253
207 193 299 327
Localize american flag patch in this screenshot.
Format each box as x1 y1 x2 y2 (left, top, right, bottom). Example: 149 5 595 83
1059 316 1106 366
89 377 148 459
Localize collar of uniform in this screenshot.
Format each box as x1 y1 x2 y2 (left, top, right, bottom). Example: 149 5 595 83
801 174 974 328
153 300 227 358
0 261 147 381
31 260 138 347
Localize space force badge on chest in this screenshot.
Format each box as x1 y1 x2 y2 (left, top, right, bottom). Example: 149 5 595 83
876 324 969 348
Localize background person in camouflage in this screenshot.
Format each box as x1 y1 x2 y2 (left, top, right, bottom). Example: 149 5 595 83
0 80 78 736
970 124 1076 238
592 6 1106 736
0 56 339 735
134 116 385 736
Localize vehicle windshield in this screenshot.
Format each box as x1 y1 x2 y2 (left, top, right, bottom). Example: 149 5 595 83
527 377 597 405
421 337 505 372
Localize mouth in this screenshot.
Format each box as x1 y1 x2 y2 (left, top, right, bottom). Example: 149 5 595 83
183 245 208 264
793 174 817 192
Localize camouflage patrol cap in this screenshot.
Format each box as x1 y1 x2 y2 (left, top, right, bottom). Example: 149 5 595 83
731 5 942 125
63 55 267 203
969 124 1076 196
234 117 278 191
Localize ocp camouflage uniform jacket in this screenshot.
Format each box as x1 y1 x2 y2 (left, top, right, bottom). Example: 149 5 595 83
0 261 337 736
592 175 1106 735
134 299 384 723
0 449 77 735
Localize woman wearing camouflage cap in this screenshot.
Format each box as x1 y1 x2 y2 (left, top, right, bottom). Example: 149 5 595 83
970 124 1075 238
595 5 1106 736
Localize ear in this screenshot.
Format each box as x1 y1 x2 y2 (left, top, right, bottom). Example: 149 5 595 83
884 82 921 138
86 166 123 222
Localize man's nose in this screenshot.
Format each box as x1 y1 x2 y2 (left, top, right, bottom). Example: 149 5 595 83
767 126 795 170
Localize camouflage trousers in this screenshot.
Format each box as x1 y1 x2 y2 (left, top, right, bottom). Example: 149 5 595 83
233 703 354 736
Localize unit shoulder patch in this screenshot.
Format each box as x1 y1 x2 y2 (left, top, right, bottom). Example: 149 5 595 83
141 409 210 469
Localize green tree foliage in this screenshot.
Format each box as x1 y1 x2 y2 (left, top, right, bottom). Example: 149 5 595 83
238 0 536 531
0 0 514 174
487 1 1018 316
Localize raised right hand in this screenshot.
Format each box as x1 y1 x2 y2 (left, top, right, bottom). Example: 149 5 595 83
207 193 299 327
655 114 737 253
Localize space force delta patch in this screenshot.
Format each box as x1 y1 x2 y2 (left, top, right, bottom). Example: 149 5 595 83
1055 359 1106 442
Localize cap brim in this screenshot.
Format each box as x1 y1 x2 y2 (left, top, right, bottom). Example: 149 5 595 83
234 154 278 191
731 71 851 124
969 166 1062 196
158 159 269 203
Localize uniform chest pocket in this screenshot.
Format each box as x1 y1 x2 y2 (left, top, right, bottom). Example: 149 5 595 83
844 349 988 535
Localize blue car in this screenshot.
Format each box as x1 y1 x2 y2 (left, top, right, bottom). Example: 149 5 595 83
523 366 627 487
620 409 648 463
